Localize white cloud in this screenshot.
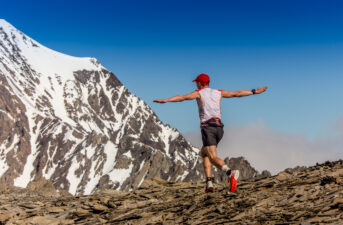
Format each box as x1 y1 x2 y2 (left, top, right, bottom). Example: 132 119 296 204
337 117 343 132
184 119 343 175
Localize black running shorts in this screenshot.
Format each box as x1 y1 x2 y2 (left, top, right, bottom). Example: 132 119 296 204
201 125 224 147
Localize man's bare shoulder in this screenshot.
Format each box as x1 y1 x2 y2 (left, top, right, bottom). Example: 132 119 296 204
185 91 200 100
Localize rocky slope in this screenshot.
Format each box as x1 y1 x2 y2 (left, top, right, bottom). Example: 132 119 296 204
0 160 342 224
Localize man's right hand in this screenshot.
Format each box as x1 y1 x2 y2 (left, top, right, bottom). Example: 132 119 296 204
255 86 268 94
153 99 167 103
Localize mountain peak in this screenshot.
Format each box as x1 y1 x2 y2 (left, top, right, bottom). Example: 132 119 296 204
0 21 203 195
0 19 12 28
0 20 102 78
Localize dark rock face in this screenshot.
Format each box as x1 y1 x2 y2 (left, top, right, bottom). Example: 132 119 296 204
0 73 31 185
284 166 307 174
259 170 272 178
225 157 260 180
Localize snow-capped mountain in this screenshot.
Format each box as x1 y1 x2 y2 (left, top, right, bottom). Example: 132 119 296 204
0 19 203 195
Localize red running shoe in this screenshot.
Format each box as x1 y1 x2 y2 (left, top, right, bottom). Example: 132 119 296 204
205 185 214 193
205 177 215 193
229 170 240 192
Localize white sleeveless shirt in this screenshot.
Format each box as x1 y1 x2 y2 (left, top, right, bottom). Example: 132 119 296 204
196 88 222 123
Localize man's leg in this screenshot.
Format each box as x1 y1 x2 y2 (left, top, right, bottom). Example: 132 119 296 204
203 145 239 193
201 146 212 177
201 146 214 192
200 126 239 192
203 145 226 169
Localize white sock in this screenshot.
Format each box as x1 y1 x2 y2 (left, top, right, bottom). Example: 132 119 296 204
207 181 213 188
221 165 230 172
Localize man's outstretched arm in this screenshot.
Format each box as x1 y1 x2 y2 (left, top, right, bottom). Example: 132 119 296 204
154 91 200 103
221 86 268 98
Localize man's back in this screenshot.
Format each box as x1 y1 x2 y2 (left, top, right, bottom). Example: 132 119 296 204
196 88 222 123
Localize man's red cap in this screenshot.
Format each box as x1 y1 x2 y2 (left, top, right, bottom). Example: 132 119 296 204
193 73 210 85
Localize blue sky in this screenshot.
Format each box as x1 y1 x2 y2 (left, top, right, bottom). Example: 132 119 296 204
2 0 343 141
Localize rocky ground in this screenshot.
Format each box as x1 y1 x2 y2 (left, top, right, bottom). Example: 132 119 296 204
0 160 343 224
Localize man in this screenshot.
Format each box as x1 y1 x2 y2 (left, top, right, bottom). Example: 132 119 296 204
154 73 268 193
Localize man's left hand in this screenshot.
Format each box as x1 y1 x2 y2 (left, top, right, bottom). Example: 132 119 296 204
255 86 268 94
